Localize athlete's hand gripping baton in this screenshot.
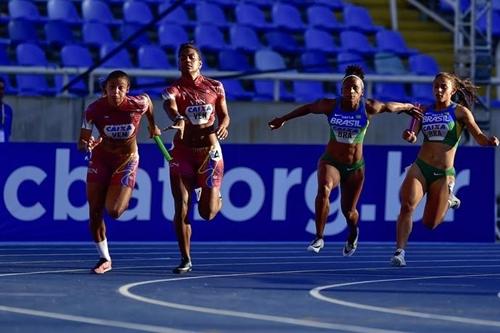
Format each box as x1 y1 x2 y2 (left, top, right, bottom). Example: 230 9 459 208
153 135 172 161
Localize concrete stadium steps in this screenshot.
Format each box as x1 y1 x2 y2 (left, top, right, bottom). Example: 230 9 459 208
349 0 454 72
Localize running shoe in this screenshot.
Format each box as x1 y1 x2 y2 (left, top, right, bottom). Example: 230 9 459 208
173 258 192 274
92 258 112 274
391 249 406 267
342 227 359 257
307 238 324 253
448 192 461 209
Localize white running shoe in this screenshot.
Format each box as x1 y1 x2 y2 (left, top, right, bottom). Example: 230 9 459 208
307 238 324 253
391 249 406 267
448 192 461 209
92 258 112 274
342 227 359 257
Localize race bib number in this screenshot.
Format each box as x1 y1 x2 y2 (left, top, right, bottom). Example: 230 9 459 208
103 123 135 139
186 104 214 125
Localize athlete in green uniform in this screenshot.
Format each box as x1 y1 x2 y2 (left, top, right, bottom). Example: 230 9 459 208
391 72 499 267
268 65 422 256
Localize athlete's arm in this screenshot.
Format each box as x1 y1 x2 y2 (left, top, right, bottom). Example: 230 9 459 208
162 91 185 140
366 99 423 119
268 98 334 130
142 94 161 138
457 105 499 146
215 89 230 141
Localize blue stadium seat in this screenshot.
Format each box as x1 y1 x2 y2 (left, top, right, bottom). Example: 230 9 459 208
253 49 293 101
438 0 470 12
158 23 189 52
8 19 39 44
230 25 264 54
373 52 407 75
340 30 377 55
476 10 500 37
264 31 302 55
45 20 75 47
374 82 409 102
47 0 82 24
61 44 93 67
99 43 134 68
123 0 154 25
343 5 380 34
60 44 93 95
121 23 151 48
158 2 194 27
411 83 434 105
195 24 229 53
83 21 115 47
136 45 172 96
8 0 44 22
375 29 418 56
300 50 334 73
195 2 229 28
337 51 372 74
16 43 56 95
304 28 338 55
307 5 344 32
313 0 345 11
408 53 440 75
293 81 326 102
272 3 306 32
220 79 254 101
81 0 120 25
235 3 273 31
218 49 251 72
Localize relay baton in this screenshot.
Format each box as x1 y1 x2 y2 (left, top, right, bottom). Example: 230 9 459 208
153 136 172 161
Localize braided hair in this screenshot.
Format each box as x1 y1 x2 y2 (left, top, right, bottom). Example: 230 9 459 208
435 72 478 109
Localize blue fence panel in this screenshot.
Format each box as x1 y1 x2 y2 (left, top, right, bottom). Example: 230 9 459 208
0 143 495 242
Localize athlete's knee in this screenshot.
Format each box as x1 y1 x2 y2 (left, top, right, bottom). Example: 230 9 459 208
107 205 128 219
316 183 333 199
399 200 417 216
343 209 359 223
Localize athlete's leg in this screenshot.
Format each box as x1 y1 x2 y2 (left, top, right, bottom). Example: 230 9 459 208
105 184 133 219
396 164 426 249
314 159 341 239
87 182 107 242
170 173 194 262
339 168 364 243
422 176 453 229
198 187 222 221
197 145 224 220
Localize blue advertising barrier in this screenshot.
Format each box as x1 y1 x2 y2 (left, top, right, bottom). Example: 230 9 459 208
0 143 495 242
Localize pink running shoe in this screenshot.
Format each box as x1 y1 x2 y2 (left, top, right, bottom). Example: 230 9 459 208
92 258 112 274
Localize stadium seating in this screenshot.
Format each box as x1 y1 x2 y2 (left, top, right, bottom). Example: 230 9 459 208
264 31 302 56
136 44 172 96
340 30 377 55
8 19 39 45
218 49 251 72
235 3 273 31
299 51 335 73
272 3 306 32
230 24 264 54
8 0 44 22
408 53 440 75
157 2 194 26
293 81 326 102
82 21 115 47
157 23 189 52
375 29 418 56
195 2 229 28
123 0 154 25
195 24 229 53
304 28 338 55
253 49 294 101
373 52 407 75
44 20 75 47
81 0 120 25
343 5 380 34
307 5 344 32
220 79 254 101
15 43 56 95
47 0 82 24
99 43 134 68
59 44 93 95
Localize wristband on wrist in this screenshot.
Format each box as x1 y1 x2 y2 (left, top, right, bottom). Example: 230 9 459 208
174 115 185 122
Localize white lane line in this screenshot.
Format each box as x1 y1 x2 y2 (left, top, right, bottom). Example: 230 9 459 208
310 273 500 328
0 305 193 333
118 272 407 333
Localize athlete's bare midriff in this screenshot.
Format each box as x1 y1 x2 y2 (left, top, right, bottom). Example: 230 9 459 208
417 141 456 169
325 140 363 165
100 137 138 155
175 124 217 148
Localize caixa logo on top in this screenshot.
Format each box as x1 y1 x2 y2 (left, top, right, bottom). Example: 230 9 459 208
0 144 495 242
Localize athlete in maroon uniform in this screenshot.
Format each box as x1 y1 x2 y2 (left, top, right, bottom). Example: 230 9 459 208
163 42 230 274
78 70 161 274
